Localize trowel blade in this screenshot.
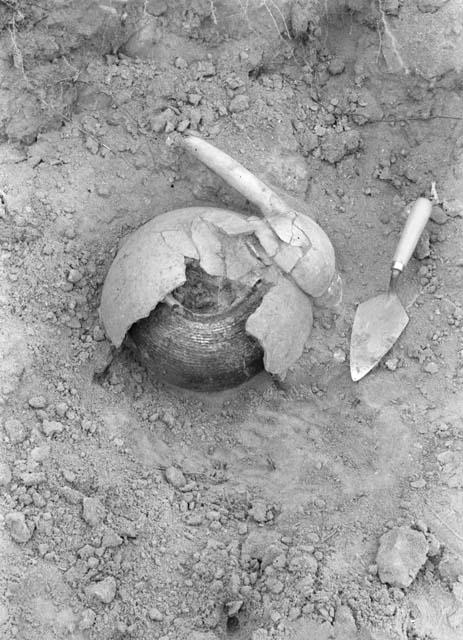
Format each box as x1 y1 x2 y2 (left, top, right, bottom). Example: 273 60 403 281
350 292 409 382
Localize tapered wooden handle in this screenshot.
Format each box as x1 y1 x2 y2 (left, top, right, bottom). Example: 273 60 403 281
392 198 432 271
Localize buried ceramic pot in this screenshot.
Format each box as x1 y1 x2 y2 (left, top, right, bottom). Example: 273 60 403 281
99 134 342 390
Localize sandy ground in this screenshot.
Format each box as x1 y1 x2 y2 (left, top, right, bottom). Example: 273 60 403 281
1 1 463 639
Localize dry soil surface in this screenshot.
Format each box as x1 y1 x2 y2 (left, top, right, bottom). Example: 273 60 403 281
1 1 463 639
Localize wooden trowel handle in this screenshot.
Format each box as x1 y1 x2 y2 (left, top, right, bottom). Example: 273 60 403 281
392 197 432 272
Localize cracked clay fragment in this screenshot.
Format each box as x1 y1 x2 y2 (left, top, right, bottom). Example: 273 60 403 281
162 229 199 260
191 218 224 276
246 276 313 378
267 212 296 243
201 209 261 235
99 227 186 347
273 244 303 273
290 221 310 247
223 236 262 281
253 220 280 257
290 213 336 297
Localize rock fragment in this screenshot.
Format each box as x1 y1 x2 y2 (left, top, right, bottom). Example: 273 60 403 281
229 95 250 113
430 205 447 225
248 500 267 523
5 511 33 543
79 608 96 630
0 602 9 626
423 362 439 374
28 395 47 409
190 632 219 640
376 526 429 588
290 0 312 37
82 496 106 527
146 0 168 16
0 462 12 486
320 130 361 164
165 466 186 488
414 230 430 259
29 445 50 462
102 529 123 548
148 607 164 621
85 576 117 604
383 0 399 14
3 418 29 444
328 58 346 75
417 0 449 13
298 130 319 154
41 420 64 437
68 268 84 283
20 471 46 486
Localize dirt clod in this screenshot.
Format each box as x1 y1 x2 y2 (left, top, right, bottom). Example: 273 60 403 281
0 462 12 486
417 0 449 13
5 511 33 543
229 95 250 113
28 395 47 409
82 496 106 527
165 466 187 488
3 418 28 444
376 526 429 588
85 576 117 604
79 608 97 631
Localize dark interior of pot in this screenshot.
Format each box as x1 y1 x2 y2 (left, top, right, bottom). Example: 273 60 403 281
127 263 266 391
171 261 252 314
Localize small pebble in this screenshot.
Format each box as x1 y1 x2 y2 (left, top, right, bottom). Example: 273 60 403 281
96 184 111 198
188 93 201 106
427 533 441 556
5 511 33 543
79 608 96 631
68 268 83 284
423 362 439 374
92 325 105 341
0 462 12 486
165 466 186 488
376 526 429 588
249 501 267 523
102 530 123 548
229 95 250 113
28 395 47 409
3 418 28 444
174 56 188 69
85 576 117 604
385 357 399 371
0 603 9 625
430 205 447 225
82 496 106 527
62 469 76 483
30 445 50 462
41 420 64 437
328 58 346 75
176 119 190 133
148 607 164 621
266 577 284 594
410 478 426 489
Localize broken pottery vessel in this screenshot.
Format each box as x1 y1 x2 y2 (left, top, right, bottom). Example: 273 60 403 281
99 134 342 390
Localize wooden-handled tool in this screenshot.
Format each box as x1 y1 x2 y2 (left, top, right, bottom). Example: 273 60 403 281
350 198 432 381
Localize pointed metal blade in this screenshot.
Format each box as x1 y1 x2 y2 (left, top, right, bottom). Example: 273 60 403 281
350 293 409 381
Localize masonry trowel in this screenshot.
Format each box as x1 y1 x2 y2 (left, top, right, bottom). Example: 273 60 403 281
350 197 432 381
